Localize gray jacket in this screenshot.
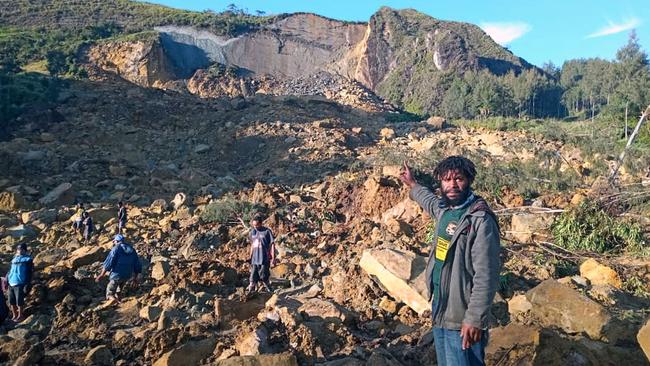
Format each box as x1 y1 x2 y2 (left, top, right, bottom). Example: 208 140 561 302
410 184 501 330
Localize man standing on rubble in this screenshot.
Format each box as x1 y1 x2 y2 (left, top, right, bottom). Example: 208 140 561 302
400 156 501 366
246 215 276 293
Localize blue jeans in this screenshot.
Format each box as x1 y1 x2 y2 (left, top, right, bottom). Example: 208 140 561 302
432 327 488 366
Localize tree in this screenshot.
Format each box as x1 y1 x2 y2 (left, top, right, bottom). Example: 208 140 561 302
441 77 471 119
614 30 650 136
46 50 67 76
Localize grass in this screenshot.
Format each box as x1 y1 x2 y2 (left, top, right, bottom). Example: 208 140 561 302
200 195 265 224
552 201 645 254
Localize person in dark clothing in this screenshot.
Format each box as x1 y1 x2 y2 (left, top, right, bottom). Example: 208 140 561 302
95 234 142 306
117 201 127 234
400 157 500 366
6 243 34 322
246 216 276 293
82 211 94 243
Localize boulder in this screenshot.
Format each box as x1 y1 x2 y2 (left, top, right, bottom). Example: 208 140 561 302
34 248 68 269
380 128 395 139
236 326 269 356
579 259 622 289
21 209 57 225
5 224 38 239
509 212 555 243
507 294 532 316
87 207 119 225
379 296 398 314
298 298 355 325
381 198 421 225
65 246 108 269
639 317 650 362
151 261 171 281
526 279 611 340
359 249 429 315
425 116 446 129
139 306 162 322
153 337 217 366
39 183 74 206
271 263 296 279
84 345 114 366
151 199 168 213
214 294 271 323
0 191 26 212
384 218 413 237
12 344 44 366
212 353 298 366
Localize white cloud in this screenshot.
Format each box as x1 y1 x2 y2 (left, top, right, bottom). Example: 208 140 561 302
480 22 531 45
587 18 641 38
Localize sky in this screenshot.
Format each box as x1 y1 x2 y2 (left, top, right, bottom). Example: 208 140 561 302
147 0 650 67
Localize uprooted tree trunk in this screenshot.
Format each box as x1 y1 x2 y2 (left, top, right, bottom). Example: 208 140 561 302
609 105 650 184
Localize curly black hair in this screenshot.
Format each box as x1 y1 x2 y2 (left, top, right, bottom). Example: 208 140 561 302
433 156 477 184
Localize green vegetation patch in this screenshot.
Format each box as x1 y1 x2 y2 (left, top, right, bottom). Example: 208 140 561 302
552 201 645 253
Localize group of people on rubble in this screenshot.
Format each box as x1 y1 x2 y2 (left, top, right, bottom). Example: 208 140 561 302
1 155 499 366
0 199 277 321
1 201 136 322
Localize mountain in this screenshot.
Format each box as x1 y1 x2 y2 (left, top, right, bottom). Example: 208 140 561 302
1 1 538 115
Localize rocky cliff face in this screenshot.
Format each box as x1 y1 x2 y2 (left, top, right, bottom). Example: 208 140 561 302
87 38 178 88
85 9 536 113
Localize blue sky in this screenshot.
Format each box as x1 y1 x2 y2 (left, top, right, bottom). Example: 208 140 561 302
147 0 649 67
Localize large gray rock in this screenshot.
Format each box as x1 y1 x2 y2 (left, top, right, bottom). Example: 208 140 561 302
359 249 428 315
236 326 269 356
65 246 108 269
151 261 171 281
21 209 57 225
5 224 38 239
153 337 217 366
526 279 611 340
212 353 298 366
298 298 355 325
639 317 650 362
509 212 555 243
84 345 114 366
39 183 74 206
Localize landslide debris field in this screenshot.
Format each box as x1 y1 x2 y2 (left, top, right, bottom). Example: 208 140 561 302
1 76 650 366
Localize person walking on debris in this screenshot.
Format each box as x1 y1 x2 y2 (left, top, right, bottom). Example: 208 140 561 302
117 201 127 234
400 157 501 366
246 215 276 293
72 203 85 234
81 211 94 243
5 243 34 322
95 234 142 306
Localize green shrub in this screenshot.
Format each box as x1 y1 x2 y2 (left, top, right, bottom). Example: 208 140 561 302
552 201 645 253
200 196 263 224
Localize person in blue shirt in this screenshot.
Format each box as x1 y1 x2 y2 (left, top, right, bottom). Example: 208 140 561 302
95 234 142 306
246 215 276 293
6 243 34 322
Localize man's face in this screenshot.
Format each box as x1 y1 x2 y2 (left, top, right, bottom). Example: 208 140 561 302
439 169 470 206
252 220 262 229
